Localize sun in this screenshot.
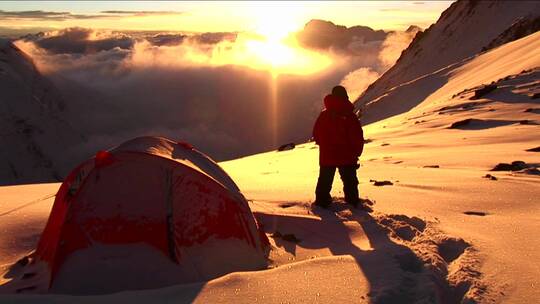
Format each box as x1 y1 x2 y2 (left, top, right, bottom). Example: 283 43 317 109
242 37 330 77
248 4 304 41
184 3 331 76
245 40 294 68
238 5 331 76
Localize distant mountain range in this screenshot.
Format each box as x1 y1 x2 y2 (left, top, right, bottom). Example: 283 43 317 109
296 19 389 51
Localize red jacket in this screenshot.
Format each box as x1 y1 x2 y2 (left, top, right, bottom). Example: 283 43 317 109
313 94 364 166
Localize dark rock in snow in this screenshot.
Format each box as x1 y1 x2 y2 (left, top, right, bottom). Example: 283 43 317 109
490 161 528 171
370 180 394 186
520 168 540 175
470 84 497 100
279 202 295 208
483 174 497 180
524 108 540 114
272 231 301 243
277 143 295 151
464 211 488 216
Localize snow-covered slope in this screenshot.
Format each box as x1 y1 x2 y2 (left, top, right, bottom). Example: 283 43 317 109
0 39 83 185
359 30 540 128
355 0 540 124
220 31 540 303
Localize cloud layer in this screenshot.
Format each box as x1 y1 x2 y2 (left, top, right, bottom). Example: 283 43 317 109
0 9 184 21
15 24 418 161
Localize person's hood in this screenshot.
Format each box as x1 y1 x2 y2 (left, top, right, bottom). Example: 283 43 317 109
324 94 354 112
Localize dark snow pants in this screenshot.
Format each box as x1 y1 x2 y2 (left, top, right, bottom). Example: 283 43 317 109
315 165 359 203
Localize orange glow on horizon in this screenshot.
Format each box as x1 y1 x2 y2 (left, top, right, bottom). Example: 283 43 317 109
3 1 452 77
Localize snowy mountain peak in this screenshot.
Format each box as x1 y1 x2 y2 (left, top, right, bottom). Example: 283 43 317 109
354 0 540 124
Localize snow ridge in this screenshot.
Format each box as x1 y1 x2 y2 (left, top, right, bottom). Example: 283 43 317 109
0 39 83 185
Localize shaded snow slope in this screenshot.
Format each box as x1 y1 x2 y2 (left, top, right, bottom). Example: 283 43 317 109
0 39 83 185
355 0 540 124
357 30 540 127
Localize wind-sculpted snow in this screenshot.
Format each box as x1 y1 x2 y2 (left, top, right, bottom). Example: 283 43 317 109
0 184 490 303
254 203 489 303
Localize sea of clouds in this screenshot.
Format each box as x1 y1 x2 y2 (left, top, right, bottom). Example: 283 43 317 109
14 22 419 161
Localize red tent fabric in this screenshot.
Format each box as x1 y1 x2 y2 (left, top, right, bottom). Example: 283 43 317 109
29 136 269 294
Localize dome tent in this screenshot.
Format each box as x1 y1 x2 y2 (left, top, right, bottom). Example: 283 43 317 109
9 136 269 294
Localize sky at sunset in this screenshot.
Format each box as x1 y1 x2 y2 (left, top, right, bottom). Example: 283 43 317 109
0 1 453 35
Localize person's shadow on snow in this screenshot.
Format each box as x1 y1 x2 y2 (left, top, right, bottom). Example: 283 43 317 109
255 205 428 303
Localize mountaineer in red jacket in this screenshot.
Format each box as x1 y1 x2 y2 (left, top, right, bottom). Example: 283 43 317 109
313 85 365 209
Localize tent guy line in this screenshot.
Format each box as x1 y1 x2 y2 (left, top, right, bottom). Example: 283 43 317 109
0 193 56 217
